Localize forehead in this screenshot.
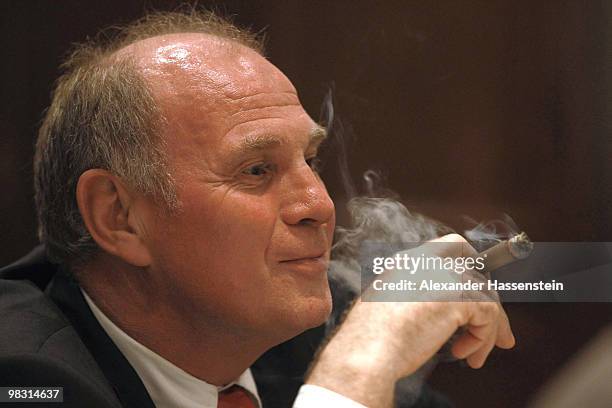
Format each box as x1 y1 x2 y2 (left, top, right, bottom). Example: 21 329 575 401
119 32 297 109
117 33 312 158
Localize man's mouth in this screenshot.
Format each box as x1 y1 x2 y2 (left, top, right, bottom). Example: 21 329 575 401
279 253 328 276
280 252 326 263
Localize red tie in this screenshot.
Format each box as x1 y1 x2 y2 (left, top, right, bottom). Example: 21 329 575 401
217 384 258 408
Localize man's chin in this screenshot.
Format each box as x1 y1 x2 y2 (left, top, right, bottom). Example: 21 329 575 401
280 292 333 340
306 294 333 327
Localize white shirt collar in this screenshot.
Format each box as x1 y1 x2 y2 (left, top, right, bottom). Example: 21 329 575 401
81 289 261 408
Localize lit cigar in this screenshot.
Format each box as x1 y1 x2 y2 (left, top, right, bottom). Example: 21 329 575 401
480 232 534 272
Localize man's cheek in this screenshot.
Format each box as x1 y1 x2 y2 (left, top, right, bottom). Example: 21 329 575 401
219 200 275 229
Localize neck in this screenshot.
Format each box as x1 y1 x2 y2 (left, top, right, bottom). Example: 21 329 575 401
79 256 269 385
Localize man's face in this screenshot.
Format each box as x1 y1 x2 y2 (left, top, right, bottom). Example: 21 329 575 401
130 34 335 342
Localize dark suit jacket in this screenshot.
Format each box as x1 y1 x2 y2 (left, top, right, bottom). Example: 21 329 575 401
0 247 451 407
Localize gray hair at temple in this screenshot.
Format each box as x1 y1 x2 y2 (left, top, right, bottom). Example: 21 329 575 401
34 9 264 269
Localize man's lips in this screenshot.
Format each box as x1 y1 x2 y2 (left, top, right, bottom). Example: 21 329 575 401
279 253 326 263
278 253 329 276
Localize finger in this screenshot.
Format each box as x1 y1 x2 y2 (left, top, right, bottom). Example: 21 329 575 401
451 331 485 359
495 308 516 349
466 331 497 369
467 301 499 327
451 311 497 359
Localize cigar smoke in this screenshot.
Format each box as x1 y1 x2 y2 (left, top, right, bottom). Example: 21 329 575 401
319 90 528 405
321 90 526 302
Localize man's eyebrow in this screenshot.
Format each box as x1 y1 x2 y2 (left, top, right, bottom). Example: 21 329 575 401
239 134 282 153
233 125 327 156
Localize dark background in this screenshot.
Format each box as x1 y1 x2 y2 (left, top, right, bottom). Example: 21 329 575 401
1 1 611 407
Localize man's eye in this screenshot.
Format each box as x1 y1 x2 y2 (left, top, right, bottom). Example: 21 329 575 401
242 163 272 176
306 157 322 172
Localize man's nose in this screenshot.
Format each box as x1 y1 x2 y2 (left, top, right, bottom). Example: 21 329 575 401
280 165 335 226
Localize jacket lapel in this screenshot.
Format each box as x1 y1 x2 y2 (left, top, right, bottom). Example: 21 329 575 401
46 268 156 408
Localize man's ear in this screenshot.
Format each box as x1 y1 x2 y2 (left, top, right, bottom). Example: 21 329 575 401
76 169 153 267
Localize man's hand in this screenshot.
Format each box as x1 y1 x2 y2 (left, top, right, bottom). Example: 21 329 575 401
306 234 516 408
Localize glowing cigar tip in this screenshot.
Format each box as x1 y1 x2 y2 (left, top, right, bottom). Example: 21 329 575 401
508 232 534 259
